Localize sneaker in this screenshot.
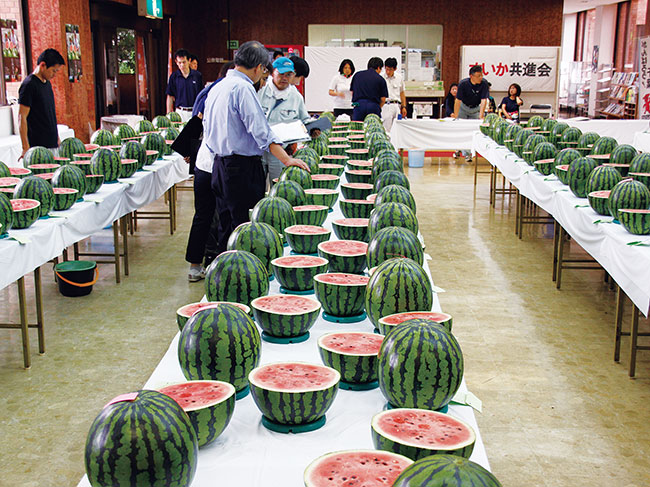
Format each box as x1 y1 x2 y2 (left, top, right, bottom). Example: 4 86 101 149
465 155 473 162
188 266 205 282
453 150 460 159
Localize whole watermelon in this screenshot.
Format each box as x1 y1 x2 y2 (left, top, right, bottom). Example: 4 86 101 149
526 115 544 128
561 127 582 144
374 184 416 212
205 250 269 307
120 141 147 170
269 179 306 206
90 129 117 147
629 153 650 174
513 129 533 157
0 192 12 234
307 134 329 156
24 146 54 167
586 165 622 194
554 148 581 168
167 111 182 123
58 137 86 160
142 132 167 156
365 257 433 329
84 390 198 487
532 142 557 163
251 196 296 243
367 226 423 268
90 148 121 182
135 119 155 133
279 166 312 189
13 176 54 217
178 304 261 393
153 115 172 129
368 202 418 238
568 157 597 198
52 164 87 198
113 123 137 142
591 136 618 155
226 221 283 274
608 179 650 220
378 319 463 410
610 144 638 165
293 147 320 173
392 454 502 487
577 132 600 148
0 160 10 178
369 138 395 159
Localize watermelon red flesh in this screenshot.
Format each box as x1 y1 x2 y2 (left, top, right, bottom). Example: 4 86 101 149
348 160 373 166
0 177 21 187
305 188 337 195
29 164 60 170
178 301 251 318
319 240 368 256
285 224 329 235
343 183 373 189
621 208 650 213
304 450 413 487
53 188 77 194
373 409 474 449
319 332 383 355
249 363 339 391
85 144 99 151
11 199 39 211
334 218 369 227
158 381 235 411
272 255 329 267
293 205 329 211
73 153 93 159
381 312 451 325
252 295 320 314
312 174 338 181
347 170 372 175
343 199 373 204
10 167 30 176
314 273 369 285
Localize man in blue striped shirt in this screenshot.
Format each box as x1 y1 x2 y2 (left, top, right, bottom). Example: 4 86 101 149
203 40 309 255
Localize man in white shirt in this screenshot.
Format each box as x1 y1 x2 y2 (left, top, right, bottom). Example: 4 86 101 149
381 57 407 132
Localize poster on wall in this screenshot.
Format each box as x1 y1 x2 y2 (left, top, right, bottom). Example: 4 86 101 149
460 46 559 92
1 19 21 83
65 24 82 82
638 37 650 120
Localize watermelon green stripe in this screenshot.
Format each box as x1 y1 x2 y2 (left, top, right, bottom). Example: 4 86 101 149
374 185 416 212
586 166 622 194
205 250 269 307
318 347 377 384
374 170 410 192
367 226 423 268
178 304 261 391
271 260 328 291
369 202 418 237
84 390 198 487
226 221 282 273
317 247 366 274
251 297 321 337
59 137 87 160
378 320 463 410
313 278 366 317
249 382 338 424
13 176 54 217
270 180 306 206
392 455 502 487
608 180 650 220
251 196 296 243
365 258 432 328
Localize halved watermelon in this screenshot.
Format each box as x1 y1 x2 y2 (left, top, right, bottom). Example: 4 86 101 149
176 301 251 331
339 198 374 219
602 163 630 177
9 167 31 179
304 450 413 487
345 169 372 184
251 294 321 339
28 163 61 175
366 193 377 203
73 153 93 161
70 160 92 175
249 362 339 426
52 187 78 211
587 190 611 216
311 173 340 191
619 208 650 235
292 204 329 226
145 149 159 165
332 218 369 242
0 177 21 188
347 159 373 169
271 255 329 292
11 198 40 229
317 240 368 274
313 273 369 318
284 224 331 254
341 182 374 200
371 408 476 461
119 159 138 178
85 174 104 194
158 380 236 447
304 188 338 208
554 164 569 184
84 143 100 152
318 332 383 385
378 311 453 335
318 162 345 177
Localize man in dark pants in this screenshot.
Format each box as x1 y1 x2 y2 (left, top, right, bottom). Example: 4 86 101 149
452 64 489 161
202 41 309 259
166 48 203 119
350 57 388 122
17 48 65 159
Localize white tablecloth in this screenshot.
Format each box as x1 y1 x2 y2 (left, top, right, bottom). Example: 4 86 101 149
632 131 650 152
390 119 482 150
77 191 490 487
473 132 650 316
0 154 190 290
0 125 75 168
564 119 649 146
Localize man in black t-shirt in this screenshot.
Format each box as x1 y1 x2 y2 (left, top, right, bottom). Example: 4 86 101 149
18 48 65 158
453 64 489 120
350 57 388 122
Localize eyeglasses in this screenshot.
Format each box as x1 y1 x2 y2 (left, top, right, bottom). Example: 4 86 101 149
260 65 268 74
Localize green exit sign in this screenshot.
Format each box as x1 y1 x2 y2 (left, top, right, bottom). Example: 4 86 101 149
227 40 239 50
137 0 163 19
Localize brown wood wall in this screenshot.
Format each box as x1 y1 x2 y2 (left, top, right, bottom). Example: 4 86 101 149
171 0 564 88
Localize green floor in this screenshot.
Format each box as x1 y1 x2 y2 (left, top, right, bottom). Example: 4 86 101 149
1 159 649 486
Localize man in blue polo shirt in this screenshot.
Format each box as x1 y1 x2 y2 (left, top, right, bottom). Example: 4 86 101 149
350 57 388 122
166 48 203 120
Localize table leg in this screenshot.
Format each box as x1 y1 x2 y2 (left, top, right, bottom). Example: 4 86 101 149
17 277 31 369
168 188 174 235
629 305 639 377
556 226 565 290
112 220 121 284
473 154 478 186
34 267 45 354
515 190 520 236
614 285 625 362
73 242 79 260
552 220 559 282
121 216 129 276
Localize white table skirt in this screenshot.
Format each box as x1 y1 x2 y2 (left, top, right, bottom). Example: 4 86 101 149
563 119 649 146
473 132 650 316
77 189 490 487
632 131 650 152
390 119 482 150
0 125 75 168
0 154 190 290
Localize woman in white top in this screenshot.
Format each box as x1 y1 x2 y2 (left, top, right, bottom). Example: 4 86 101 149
328 59 355 117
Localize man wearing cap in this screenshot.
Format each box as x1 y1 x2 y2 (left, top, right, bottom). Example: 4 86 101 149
166 48 203 121
202 41 309 257
381 57 407 132
258 56 311 183
350 57 388 122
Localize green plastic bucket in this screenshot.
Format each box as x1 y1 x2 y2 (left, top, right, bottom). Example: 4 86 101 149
54 261 98 297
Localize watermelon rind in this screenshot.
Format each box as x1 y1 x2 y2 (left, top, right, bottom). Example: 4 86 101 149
251 294 321 338
339 199 374 219
204 250 269 307
271 255 329 292
369 202 418 238
90 148 121 183
313 273 369 317
311 174 341 190
365 258 433 329
375 184 417 213
52 188 78 211
317 240 368 274
303 450 413 487
318 162 345 176
13 176 53 217
378 319 463 411
392 454 502 487
371 408 476 461
284 225 331 255
251 196 296 244
84 390 198 487
568 157 597 198
293 205 329 226
248 361 339 425
587 190 611 216
332 218 369 242
177 304 261 392
378 311 453 335
85 174 104 194
158 380 236 448
344 169 372 185
341 182 374 201
318 332 383 385
227 221 283 274
10 198 40 229
0 193 13 234
305 188 338 209
619 209 650 235
176 301 251 331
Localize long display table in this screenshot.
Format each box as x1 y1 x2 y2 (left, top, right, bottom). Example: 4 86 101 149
77 197 490 487
472 132 650 318
0 125 75 168
390 119 482 150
